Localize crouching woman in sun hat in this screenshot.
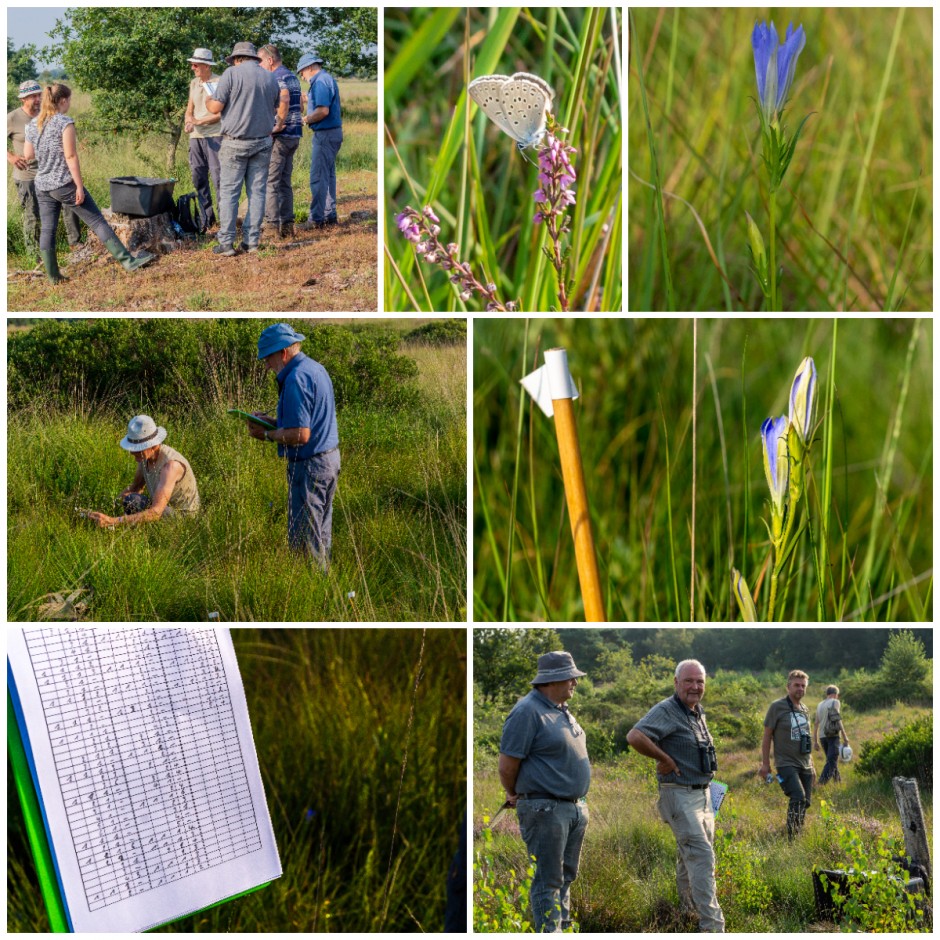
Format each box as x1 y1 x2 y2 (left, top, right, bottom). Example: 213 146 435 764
85 415 200 527
23 83 156 285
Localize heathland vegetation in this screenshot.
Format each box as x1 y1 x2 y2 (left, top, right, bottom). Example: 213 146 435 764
7 318 466 622
473 317 932 621
473 628 932 932
9 628 467 931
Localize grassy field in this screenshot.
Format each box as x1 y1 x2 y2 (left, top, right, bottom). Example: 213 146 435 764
473 317 932 621
629 8 932 311
7 81 378 312
385 7 622 312
8 627 467 932
473 660 932 932
7 324 466 622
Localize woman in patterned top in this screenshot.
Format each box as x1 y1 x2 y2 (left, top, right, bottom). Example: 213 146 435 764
24 83 155 284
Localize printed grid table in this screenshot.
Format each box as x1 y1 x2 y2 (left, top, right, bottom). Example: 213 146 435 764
24 628 263 911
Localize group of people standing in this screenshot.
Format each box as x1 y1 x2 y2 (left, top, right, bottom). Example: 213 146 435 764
186 41 343 256
6 40 344 284
7 79 155 284
500 653 852 933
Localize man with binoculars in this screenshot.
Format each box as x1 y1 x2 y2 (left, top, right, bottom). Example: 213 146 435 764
627 660 724 933
759 669 817 840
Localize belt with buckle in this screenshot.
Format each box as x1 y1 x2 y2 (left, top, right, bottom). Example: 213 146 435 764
517 792 578 802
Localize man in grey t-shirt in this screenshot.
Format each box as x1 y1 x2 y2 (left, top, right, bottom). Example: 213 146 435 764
204 42 280 255
760 669 816 840
628 660 725 932
499 651 590 933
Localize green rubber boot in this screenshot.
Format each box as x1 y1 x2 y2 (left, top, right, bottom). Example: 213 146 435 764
105 237 156 272
39 248 67 284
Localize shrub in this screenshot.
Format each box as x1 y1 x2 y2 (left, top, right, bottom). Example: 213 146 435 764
856 715 932 788
474 825 535 932
405 319 467 346
818 801 930 932
7 318 421 412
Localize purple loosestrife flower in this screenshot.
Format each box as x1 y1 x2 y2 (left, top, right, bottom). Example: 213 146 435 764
395 205 516 311
752 21 806 124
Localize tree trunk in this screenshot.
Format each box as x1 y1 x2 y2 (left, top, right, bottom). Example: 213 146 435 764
164 118 184 176
892 776 932 882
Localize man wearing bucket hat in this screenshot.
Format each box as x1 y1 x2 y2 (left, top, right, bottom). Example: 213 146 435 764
204 42 280 255
499 651 591 932
184 48 223 229
814 685 850 785
246 323 340 569
296 52 343 229
84 416 200 528
628 660 725 932
7 79 82 257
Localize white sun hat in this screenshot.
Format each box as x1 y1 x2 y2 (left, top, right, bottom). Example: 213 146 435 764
120 415 167 452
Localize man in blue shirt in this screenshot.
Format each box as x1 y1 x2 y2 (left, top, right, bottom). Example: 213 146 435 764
500 651 590 932
248 322 341 569
259 44 303 239
297 52 343 228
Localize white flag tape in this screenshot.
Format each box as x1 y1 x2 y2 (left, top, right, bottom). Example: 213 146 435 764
520 347 579 418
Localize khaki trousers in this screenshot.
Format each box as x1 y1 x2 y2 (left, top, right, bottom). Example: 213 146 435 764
657 784 725 932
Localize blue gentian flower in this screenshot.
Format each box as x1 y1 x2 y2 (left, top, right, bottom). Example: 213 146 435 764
752 21 806 123
761 414 789 517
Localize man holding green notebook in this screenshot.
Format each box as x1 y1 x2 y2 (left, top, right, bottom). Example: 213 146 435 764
248 322 340 570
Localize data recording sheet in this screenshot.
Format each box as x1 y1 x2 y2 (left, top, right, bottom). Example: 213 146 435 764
8 627 281 932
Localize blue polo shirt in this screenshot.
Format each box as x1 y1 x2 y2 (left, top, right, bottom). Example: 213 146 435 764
276 352 339 459
306 70 342 131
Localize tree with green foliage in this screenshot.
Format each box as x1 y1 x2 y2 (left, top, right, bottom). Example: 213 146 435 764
473 628 562 704
45 7 296 173
879 630 930 697
292 8 377 78
8 39 39 84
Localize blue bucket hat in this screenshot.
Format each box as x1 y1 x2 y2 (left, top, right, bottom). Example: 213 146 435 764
296 52 325 72
258 322 306 359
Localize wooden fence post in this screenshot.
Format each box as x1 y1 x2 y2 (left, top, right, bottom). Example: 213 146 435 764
892 776 932 884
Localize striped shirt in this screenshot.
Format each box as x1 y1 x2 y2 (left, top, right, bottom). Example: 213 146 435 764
632 693 716 786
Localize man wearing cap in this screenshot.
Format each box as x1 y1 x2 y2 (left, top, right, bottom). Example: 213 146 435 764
204 42 280 255
259 44 303 239
184 48 223 229
85 416 200 528
759 669 816 840
297 53 343 229
247 323 340 569
814 685 850 786
499 651 590 933
627 660 725 932
7 79 82 256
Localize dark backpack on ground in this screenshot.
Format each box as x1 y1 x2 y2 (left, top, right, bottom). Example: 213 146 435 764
173 192 207 235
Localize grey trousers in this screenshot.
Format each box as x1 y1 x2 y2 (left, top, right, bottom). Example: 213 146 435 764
218 135 272 250
657 785 725 932
777 764 815 838
265 134 301 223
286 448 341 570
16 179 82 249
188 136 221 227
308 126 343 222
36 183 117 252
516 798 589 933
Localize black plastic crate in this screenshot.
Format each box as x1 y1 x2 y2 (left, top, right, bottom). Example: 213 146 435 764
109 177 176 217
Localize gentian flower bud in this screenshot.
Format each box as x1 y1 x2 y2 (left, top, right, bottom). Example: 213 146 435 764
731 568 758 621
788 356 817 447
761 415 789 535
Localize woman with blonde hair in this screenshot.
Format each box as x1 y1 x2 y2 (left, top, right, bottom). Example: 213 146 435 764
23 83 155 284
